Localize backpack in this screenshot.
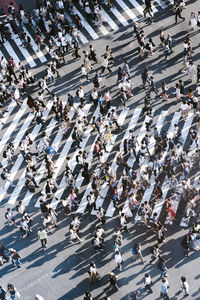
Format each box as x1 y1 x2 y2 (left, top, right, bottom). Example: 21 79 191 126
3 150 7 158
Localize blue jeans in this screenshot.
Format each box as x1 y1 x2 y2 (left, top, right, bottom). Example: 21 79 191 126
12 258 21 267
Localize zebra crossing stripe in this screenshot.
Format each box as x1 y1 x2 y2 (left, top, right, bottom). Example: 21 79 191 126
135 111 181 221
152 113 194 220
110 6 129 26
180 132 200 227
22 25 47 63
3 39 21 66
0 103 28 153
22 102 80 206
127 0 145 15
105 108 142 217
63 12 88 44
75 106 116 213
7 102 55 205
72 5 99 40
0 110 36 193
48 106 102 209
101 8 119 31
0 100 16 134
22 107 69 206
34 103 93 208
77 107 134 214
116 0 138 21
90 108 130 215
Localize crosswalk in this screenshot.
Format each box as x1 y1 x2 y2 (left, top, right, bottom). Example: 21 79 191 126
0 98 199 228
0 0 172 69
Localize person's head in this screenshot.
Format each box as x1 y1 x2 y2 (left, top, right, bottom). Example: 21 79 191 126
181 276 186 282
145 273 150 278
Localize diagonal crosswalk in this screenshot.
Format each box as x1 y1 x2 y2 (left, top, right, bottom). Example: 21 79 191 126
0 0 171 69
0 96 198 229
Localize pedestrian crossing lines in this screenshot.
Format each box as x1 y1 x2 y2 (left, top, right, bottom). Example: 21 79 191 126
0 0 171 69
1 104 198 228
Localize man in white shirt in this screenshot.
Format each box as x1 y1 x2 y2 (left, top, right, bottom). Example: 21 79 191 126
180 101 190 118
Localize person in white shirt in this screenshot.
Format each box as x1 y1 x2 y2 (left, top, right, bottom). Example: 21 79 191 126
81 64 89 81
144 273 153 293
180 101 190 118
145 113 153 131
114 250 123 271
178 276 189 296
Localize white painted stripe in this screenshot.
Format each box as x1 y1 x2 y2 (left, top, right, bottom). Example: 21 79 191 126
123 110 167 220
22 26 47 63
7 103 54 205
116 0 138 21
76 106 131 214
105 108 142 217
34 103 92 208
135 111 181 221
102 8 119 31
63 12 88 44
49 107 101 209
0 103 28 152
127 0 145 15
110 6 129 26
72 6 99 40
152 113 194 219
91 108 129 215
10 30 36 68
3 40 21 66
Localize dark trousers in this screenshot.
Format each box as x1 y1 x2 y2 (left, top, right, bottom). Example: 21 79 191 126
175 13 185 23
101 66 112 74
41 238 47 249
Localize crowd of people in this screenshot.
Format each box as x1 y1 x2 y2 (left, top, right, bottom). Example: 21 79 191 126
0 0 200 299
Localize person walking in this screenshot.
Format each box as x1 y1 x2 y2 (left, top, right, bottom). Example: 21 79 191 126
149 244 161 264
175 4 185 23
144 273 153 294
1 168 15 189
101 55 112 75
115 250 123 271
158 257 168 278
7 284 20 299
178 276 189 297
9 249 22 268
160 278 169 300
132 242 146 263
38 228 48 250
145 113 153 132
108 272 119 290
0 286 7 300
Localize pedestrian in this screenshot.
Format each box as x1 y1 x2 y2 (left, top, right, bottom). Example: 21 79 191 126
188 62 196 82
189 12 197 30
38 228 48 250
5 208 16 226
178 276 189 297
7 284 20 299
83 291 92 300
132 242 146 263
160 278 169 300
9 248 22 268
144 273 153 293
158 257 168 278
148 76 159 97
108 272 119 290
145 113 153 131
88 262 101 283
141 67 149 88
175 4 185 23
149 244 161 264
115 250 123 271
101 55 112 74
